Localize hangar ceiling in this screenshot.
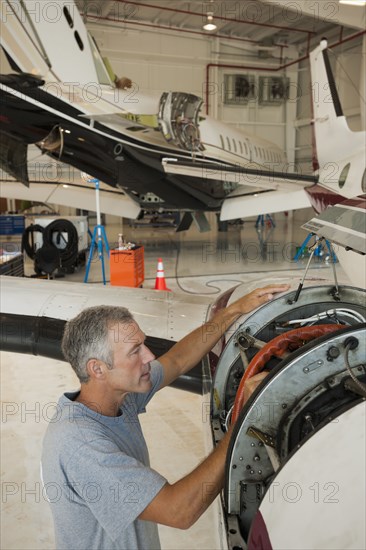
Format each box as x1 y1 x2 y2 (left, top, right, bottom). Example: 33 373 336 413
75 0 366 51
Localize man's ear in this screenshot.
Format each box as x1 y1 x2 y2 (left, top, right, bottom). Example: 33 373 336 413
86 359 106 380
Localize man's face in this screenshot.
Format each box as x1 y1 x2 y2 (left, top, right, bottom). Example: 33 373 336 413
105 321 155 393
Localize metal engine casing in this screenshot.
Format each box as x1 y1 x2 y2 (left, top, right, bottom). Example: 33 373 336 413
205 284 366 550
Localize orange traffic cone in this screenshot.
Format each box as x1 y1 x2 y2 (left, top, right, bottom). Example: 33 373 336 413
154 258 171 291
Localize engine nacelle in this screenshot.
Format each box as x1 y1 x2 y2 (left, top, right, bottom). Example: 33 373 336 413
205 284 366 550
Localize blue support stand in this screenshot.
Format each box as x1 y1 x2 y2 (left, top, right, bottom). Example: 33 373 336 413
294 233 337 262
84 224 110 285
255 214 276 228
83 178 110 285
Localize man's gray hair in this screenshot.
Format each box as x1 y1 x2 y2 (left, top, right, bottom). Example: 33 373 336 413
62 305 135 383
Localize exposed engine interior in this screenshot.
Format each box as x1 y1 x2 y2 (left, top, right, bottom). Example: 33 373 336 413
205 284 366 549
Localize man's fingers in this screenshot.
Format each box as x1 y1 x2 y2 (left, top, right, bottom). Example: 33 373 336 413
256 284 290 297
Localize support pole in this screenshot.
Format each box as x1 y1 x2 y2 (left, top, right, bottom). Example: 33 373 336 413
82 176 110 285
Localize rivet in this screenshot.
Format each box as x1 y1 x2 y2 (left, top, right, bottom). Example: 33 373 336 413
239 456 243 461
303 367 309 373
254 455 260 461
250 470 255 474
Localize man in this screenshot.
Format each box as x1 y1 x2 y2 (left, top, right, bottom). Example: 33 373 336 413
41 283 289 549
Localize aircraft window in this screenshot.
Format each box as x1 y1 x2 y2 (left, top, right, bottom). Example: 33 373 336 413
239 141 243 154
226 137 231 151
63 6 74 28
362 168 366 193
220 135 225 149
74 31 84 51
232 139 237 153
339 163 350 189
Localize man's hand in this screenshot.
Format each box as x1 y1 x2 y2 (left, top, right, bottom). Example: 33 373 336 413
229 284 290 316
243 370 270 404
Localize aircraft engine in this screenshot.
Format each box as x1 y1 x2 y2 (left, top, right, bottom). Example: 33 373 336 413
158 92 204 152
205 284 366 550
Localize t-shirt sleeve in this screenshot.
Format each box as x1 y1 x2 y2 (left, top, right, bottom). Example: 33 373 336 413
134 359 164 413
65 435 167 543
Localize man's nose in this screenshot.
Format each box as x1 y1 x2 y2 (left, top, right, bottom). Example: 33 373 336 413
142 345 155 363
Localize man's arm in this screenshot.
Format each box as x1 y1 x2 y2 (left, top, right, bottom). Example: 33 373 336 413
158 284 289 389
139 371 272 529
139 425 233 529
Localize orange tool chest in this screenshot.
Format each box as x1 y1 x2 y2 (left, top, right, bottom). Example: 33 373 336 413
110 246 144 287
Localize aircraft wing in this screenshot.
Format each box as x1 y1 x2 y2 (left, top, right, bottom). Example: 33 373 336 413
220 188 312 221
162 158 316 221
162 158 317 191
78 112 159 129
0 179 141 219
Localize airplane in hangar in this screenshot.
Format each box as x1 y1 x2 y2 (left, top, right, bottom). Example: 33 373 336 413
1 0 364 234
1 2 365 547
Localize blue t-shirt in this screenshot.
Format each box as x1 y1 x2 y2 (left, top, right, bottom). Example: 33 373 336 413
41 360 167 550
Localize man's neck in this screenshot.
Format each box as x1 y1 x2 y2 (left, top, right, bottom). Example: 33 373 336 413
75 385 128 417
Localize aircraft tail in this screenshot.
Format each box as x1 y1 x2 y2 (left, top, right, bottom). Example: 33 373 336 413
309 39 364 169
0 0 103 84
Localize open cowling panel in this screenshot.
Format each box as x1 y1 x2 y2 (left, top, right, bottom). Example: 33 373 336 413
205 284 366 550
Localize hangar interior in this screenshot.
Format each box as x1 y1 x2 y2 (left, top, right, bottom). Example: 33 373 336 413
1 1 365 549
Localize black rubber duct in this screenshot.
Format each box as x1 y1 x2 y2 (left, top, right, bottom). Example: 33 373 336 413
21 224 45 259
0 314 203 394
43 219 78 268
0 313 65 360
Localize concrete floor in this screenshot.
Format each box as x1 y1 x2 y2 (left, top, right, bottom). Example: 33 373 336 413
0 208 350 549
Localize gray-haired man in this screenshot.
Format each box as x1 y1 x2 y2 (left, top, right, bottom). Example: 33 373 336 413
41 284 288 549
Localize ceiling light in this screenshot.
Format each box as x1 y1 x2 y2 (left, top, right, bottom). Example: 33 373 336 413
203 12 217 31
339 0 366 5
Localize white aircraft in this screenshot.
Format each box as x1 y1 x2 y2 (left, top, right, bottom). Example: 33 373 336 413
1 3 365 543
0 0 318 232
1 2 364 236
1 267 365 549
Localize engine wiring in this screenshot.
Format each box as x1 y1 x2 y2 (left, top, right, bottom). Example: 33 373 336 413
283 308 366 327
344 342 366 395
